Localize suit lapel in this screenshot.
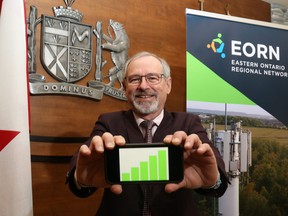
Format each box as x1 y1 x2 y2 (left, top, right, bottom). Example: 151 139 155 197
123 110 145 143
153 110 173 142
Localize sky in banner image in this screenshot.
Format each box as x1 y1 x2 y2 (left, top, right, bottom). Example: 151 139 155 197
186 9 288 127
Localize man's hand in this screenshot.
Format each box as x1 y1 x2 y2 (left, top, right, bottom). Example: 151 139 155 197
75 132 125 194
163 131 218 193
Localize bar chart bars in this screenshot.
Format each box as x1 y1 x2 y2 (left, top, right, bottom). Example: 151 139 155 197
119 147 169 181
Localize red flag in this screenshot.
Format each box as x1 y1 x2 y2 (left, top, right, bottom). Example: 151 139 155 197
0 0 33 215
0 0 2 15
0 130 20 152
0 0 2 14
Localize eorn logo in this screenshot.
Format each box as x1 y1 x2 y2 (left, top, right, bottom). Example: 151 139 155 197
207 33 281 61
207 33 226 59
231 40 280 61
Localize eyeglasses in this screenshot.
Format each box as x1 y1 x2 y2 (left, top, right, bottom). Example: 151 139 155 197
125 73 165 85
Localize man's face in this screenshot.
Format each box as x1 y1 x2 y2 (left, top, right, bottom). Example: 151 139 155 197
124 55 172 118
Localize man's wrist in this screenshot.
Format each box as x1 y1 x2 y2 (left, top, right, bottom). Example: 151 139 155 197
209 172 222 190
74 170 94 189
66 167 97 198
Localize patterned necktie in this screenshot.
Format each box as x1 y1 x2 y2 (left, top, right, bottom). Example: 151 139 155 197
141 120 155 143
140 120 155 216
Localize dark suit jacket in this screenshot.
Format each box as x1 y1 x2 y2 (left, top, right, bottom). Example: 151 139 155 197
67 110 228 216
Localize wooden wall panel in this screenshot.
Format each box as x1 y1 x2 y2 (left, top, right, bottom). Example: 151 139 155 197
32 162 103 216
25 0 270 215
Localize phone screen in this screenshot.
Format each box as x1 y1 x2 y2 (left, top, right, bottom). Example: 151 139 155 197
105 143 183 184
119 146 169 181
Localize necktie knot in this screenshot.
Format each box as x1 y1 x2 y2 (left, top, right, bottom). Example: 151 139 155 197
141 120 155 143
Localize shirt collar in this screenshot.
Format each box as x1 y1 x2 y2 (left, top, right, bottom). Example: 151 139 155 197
134 110 164 127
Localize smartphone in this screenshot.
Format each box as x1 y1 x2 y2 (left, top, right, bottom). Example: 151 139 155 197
104 143 184 184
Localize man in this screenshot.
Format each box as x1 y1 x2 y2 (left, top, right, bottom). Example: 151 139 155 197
66 51 228 215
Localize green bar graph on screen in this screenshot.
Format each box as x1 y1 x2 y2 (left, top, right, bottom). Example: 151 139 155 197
140 161 149 180
149 155 157 180
120 149 168 181
121 173 130 181
158 150 167 180
131 167 139 180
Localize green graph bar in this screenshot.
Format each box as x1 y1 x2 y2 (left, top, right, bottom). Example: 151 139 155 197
140 161 149 180
149 155 158 180
158 150 167 180
122 173 130 181
131 167 139 180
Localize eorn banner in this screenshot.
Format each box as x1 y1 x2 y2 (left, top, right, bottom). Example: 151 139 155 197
186 9 288 127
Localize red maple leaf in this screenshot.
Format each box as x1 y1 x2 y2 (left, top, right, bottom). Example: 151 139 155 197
0 130 20 151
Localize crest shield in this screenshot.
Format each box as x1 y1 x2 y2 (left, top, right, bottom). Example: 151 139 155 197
41 15 92 83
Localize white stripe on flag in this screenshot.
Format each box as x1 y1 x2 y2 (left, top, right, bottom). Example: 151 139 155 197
0 0 33 215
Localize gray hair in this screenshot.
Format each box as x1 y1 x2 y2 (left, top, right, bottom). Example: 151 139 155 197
123 51 171 78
